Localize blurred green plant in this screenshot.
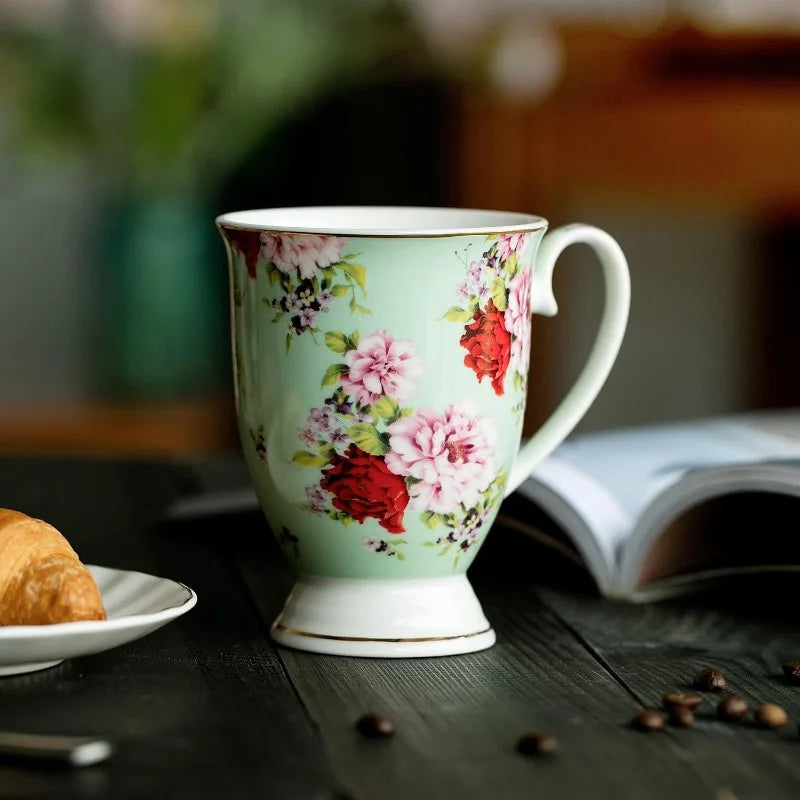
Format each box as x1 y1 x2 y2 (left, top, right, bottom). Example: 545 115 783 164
1 0 424 197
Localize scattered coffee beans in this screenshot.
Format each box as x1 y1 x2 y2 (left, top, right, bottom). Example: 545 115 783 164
356 713 396 738
631 709 666 732
693 668 727 692
717 695 749 722
781 661 800 684
517 732 557 757
669 705 695 728
662 692 703 711
754 703 788 729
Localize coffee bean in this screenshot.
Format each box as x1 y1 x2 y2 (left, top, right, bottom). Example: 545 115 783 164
717 695 749 722
517 732 557 756
693 668 727 692
754 703 788 729
669 705 695 728
356 713 396 738
631 709 665 732
782 661 800 684
663 692 703 711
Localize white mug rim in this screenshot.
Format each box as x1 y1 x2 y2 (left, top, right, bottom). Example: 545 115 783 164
216 205 548 238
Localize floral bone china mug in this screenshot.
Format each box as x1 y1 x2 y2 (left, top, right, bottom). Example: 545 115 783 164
217 206 630 657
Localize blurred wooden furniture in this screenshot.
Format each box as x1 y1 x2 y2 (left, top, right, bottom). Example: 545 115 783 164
452 26 800 431
0 398 237 457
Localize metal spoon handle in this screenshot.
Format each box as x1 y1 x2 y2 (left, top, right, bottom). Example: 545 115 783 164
0 731 113 766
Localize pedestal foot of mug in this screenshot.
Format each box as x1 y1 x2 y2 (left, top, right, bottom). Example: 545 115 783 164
270 574 496 658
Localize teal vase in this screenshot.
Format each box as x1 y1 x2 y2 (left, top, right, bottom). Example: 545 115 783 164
100 197 227 399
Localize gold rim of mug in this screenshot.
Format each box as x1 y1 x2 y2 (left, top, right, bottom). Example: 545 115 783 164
272 623 493 643
216 224 547 239
215 207 548 238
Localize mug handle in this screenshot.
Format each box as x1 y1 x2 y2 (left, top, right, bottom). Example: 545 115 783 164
505 224 631 495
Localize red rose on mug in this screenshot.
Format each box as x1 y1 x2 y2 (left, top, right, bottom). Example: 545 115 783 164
226 228 260 279
320 445 409 533
460 299 511 396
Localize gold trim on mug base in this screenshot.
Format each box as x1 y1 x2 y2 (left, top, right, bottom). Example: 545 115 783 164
271 623 492 644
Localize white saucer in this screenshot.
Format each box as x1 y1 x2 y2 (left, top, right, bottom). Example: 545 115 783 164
0 565 197 677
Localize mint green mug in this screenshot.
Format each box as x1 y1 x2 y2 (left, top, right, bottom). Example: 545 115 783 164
217 207 629 657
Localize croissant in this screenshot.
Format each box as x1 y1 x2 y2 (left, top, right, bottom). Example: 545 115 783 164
0 509 106 625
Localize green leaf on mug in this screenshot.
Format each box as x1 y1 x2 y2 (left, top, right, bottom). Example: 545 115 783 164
330 284 350 297
324 331 349 354
467 296 480 313
328 509 355 526
318 442 336 461
421 510 445 529
285 332 293 353
355 304 372 315
292 451 328 467
321 363 348 387
349 295 357 314
340 262 367 292
373 396 400 421
442 306 475 323
271 311 284 323
348 423 390 455
490 277 507 311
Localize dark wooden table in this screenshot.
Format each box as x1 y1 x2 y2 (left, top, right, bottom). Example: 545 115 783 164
1 456 800 800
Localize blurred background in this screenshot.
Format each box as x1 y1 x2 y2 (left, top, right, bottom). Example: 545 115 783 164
1 0 799 458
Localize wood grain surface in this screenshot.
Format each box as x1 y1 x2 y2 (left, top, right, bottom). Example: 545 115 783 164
1 457 799 799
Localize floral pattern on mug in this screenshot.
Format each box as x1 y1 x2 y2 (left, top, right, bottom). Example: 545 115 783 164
443 233 532 403
228 229 371 350
421 469 506 568
290 328 505 565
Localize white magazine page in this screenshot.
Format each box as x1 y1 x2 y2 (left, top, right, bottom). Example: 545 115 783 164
519 458 629 592
525 410 800 589
618 460 800 595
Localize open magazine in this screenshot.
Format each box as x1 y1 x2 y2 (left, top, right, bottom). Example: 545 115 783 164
504 409 800 601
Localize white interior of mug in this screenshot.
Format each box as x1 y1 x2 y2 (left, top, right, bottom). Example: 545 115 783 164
216 206 547 236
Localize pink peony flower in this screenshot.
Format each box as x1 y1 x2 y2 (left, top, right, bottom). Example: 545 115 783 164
260 233 347 279
504 267 532 374
340 330 422 407
495 233 530 262
385 400 497 514
504 266 532 340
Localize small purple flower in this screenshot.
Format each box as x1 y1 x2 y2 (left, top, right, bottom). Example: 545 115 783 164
363 537 394 555
306 485 328 515
467 260 483 285
325 396 354 415
300 308 317 328
330 428 349 446
298 427 317 447
284 293 303 313
477 284 491 303
297 285 316 308
308 407 335 431
317 288 333 311
456 282 470 302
